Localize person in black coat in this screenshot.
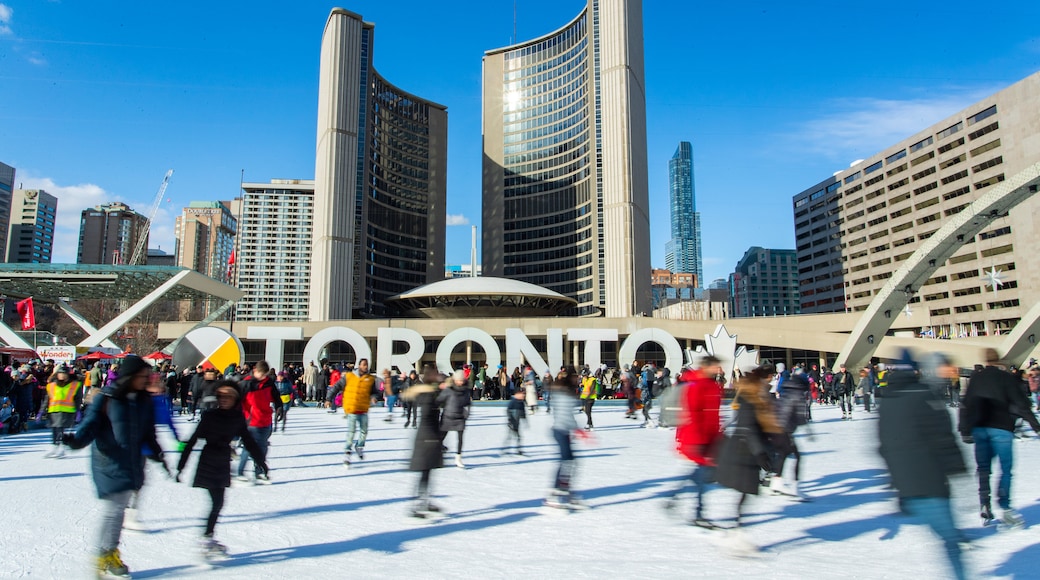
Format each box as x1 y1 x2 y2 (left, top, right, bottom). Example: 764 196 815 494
879 356 968 580
177 381 267 555
438 370 471 468
63 355 166 579
404 370 446 520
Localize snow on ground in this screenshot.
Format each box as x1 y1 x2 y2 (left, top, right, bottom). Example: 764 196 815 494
4 399 1039 579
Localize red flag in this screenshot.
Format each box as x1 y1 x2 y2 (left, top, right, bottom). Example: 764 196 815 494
16 298 35 330
226 249 236 281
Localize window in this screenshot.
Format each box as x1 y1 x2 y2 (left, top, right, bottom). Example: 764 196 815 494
972 156 1003 173
844 171 861 184
942 185 971 201
887 163 907 177
941 170 969 186
826 182 841 193
938 137 965 154
864 160 883 175
974 174 1005 190
937 121 963 139
910 136 934 153
970 139 1001 157
912 166 937 181
914 182 939 196
911 151 935 166
968 122 998 141
886 149 907 164
967 105 997 126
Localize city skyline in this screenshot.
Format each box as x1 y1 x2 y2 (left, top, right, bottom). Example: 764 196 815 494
1 1 1039 284
665 141 702 285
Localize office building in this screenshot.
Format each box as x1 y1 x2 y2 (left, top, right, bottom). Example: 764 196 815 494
174 201 237 281
665 142 702 286
650 268 695 309
793 71 1040 336
311 8 448 321
234 179 314 322
0 162 13 261
445 264 482 279
7 189 57 263
77 202 149 265
730 247 800 317
481 0 651 317
146 248 176 267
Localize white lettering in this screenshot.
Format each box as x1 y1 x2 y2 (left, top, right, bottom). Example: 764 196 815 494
302 327 371 369
376 327 425 376
505 328 563 375
246 327 303 370
435 327 501 375
566 328 618 370
618 328 683 372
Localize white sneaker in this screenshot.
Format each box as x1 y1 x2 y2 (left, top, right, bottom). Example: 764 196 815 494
44 446 60 458
124 508 145 531
455 454 465 469
718 528 759 557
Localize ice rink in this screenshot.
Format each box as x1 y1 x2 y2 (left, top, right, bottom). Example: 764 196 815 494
4 398 1038 579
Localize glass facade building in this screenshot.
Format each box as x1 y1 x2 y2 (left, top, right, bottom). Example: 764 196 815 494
665 141 702 286
0 161 14 262
482 0 651 318
729 247 801 318
76 202 148 265
7 189 57 263
311 9 447 320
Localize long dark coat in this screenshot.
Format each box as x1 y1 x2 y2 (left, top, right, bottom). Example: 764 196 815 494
437 385 471 432
409 386 444 472
716 393 770 495
177 405 265 489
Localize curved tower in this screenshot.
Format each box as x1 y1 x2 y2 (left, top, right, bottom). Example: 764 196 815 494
482 0 650 317
312 8 447 320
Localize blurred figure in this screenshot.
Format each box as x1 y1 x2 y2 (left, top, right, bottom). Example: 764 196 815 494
503 388 527 455
42 364 82 458
403 370 419 428
770 366 811 499
665 356 723 528
578 367 599 431
439 369 471 468
403 370 446 520
715 364 782 554
958 348 1040 528
878 352 968 580
545 370 588 510
835 363 856 420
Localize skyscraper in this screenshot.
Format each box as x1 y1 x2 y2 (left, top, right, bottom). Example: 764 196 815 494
481 0 651 317
0 161 14 261
665 141 702 287
729 247 800 318
311 8 447 321
236 180 313 322
76 202 149 265
7 189 57 263
174 201 236 280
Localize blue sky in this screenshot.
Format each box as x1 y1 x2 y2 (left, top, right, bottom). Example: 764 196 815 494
1 1 1038 284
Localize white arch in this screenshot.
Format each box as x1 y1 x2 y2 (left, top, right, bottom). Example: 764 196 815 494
435 327 502 375
617 327 684 372
302 326 372 368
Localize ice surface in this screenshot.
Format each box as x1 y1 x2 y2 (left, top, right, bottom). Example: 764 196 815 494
4 401 1039 579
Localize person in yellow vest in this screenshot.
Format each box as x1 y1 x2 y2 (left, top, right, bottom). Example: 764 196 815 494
332 358 374 465
43 364 83 458
579 367 600 431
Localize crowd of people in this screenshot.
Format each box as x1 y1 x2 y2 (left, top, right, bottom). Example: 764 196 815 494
4 347 1040 580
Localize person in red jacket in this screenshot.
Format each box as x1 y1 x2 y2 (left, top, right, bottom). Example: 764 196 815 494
236 361 282 484
664 355 723 528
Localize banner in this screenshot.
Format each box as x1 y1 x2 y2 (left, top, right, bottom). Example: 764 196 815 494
36 346 77 365
15 297 35 330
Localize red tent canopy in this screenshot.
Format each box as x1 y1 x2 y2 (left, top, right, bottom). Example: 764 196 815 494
143 351 172 360
77 351 115 362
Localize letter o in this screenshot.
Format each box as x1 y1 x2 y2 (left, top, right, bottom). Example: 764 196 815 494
435 327 502 375
618 328 683 372
303 327 372 368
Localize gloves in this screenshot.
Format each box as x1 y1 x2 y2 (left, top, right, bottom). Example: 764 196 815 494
961 435 974 444
755 453 773 472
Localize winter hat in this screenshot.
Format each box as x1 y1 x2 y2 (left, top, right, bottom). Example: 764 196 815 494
117 355 150 379
451 369 466 383
55 364 70 374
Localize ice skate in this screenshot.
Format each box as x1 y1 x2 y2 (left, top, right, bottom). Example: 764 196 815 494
770 477 807 500
343 450 352 468
199 537 230 562
980 504 995 525
454 453 465 469
692 518 723 531
123 508 146 532
255 472 272 485
716 528 759 557
96 548 131 579
999 508 1024 529
356 447 365 460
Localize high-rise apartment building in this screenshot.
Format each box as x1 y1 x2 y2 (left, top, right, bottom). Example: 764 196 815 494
174 201 236 281
665 142 702 286
311 8 447 321
650 268 695 310
793 71 1040 336
730 247 800 318
0 162 14 261
7 189 57 263
235 180 313 322
481 0 651 317
77 202 148 265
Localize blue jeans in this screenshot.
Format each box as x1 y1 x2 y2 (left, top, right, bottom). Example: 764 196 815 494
345 413 369 451
671 464 716 520
385 395 398 414
972 426 1014 509
238 425 271 477
901 497 966 580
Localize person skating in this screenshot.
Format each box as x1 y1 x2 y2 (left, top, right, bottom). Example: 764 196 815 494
438 369 471 468
578 368 599 430
403 370 446 520
329 358 374 465
770 366 812 499
236 361 281 483
177 382 268 560
546 370 588 509
666 356 723 528
274 371 293 433
41 364 83 458
715 364 783 554
62 355 168 579
403 370 419 428
879 352 969 580
504 389 527 455
959 348 1040 527
834 363 856 419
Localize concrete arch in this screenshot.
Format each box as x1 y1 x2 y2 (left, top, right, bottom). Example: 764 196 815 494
837 162 1040 368
999 300 1040 366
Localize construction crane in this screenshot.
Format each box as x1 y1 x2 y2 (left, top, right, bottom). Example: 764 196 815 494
128 169 174 266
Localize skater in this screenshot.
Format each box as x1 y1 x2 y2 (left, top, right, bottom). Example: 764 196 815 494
959 348 1040 527
383 369 401 423
237 361 281 483
274 371 293 432
715 364 783 554
403 370 419 428
62 355 168 579
177 382 267 559
303 361 319 404
770 366 811 499
546 370 587 509
834 363 856 419
403 370 446 520
438 369 471 468
879 352 969 580
504 388 527 455
640 364 656 427
523 365 539 414
666 355 723 527
579 368 599 430
331 358 374 464
621 364 638 419
41 364 83 458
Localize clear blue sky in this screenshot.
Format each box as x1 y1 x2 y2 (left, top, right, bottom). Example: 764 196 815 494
1 1 1038 284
